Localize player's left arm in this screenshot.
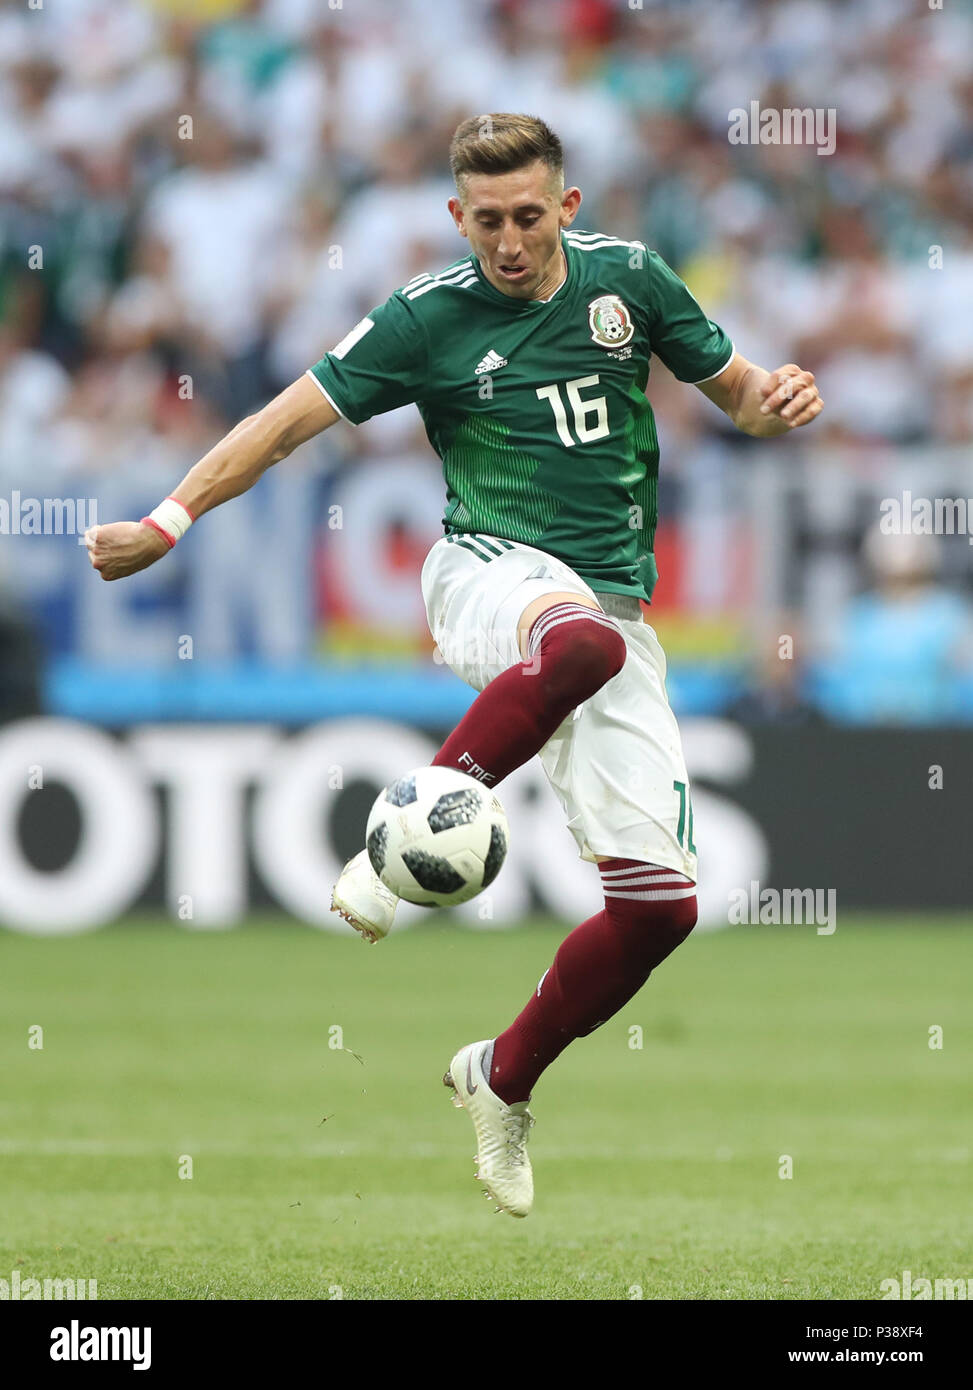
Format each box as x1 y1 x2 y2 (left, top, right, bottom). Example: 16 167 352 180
696 352 824 437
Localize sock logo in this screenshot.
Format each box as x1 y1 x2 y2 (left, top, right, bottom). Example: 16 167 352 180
457 751 496 784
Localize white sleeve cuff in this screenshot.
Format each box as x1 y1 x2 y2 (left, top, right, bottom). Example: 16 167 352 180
690 344 736 385
305 368 351 421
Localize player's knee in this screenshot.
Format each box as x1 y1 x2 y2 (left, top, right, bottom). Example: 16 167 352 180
619 892 697 936
603 876 698 961
669 891 698 937
573 618 627 682
537 613 626 703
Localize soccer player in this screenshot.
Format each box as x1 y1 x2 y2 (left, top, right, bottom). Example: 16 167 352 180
87 114 823 1219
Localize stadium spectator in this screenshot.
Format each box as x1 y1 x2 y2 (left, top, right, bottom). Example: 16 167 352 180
813 527 973 725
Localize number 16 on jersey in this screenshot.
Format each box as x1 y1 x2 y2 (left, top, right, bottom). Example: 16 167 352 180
536 376 610 447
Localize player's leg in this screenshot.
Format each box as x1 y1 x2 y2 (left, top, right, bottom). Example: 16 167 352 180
333 537 620 941
444 859 695 1217
445 606 698 1214
332 589 624 939
430 588 626 786
488 859 697 1103
487 613 699 1101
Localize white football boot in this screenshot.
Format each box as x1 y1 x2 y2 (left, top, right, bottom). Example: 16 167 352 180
330 850 399 943
444 1039 535 1218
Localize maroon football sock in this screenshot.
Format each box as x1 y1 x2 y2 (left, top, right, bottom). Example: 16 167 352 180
432 602 626 786
489 860 698 1104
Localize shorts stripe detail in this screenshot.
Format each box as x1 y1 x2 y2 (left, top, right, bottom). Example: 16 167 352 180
446 532 520 562
446 532 514 563
447 535 492 562
472 536 505 557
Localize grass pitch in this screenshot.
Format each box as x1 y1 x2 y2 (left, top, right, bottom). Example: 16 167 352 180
1 915 970 1300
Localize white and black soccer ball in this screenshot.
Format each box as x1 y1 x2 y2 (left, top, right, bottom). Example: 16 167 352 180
365 767 508 907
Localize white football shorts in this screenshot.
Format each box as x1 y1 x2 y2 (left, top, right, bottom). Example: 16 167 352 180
420 532 697 880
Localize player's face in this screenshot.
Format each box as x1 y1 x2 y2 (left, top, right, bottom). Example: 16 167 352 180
449 162 582 300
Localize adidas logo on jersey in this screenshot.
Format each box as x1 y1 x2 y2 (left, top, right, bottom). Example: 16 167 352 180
474 349 508 377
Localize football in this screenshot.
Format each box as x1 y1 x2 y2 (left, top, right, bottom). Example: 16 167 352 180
365 766 509 907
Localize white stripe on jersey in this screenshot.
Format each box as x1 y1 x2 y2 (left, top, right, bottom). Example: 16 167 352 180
565 240 645 255
565 229 644 242
564 231 647 252
403 265 475 290
330 316 375 360
403 260 473 292
406 275 478 300
404 262 477 300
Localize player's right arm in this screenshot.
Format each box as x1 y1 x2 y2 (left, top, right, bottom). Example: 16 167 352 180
86 374 339 581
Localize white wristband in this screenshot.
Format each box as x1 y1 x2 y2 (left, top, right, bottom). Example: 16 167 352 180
142 497 194 549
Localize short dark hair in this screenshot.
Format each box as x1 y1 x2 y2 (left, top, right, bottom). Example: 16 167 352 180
449 113 564 196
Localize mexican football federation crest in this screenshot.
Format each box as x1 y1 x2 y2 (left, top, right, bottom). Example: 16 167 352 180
588 295 634 349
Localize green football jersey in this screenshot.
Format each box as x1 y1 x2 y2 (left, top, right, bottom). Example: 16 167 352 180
308 229 733 599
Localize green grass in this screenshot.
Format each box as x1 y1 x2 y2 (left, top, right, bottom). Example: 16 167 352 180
1 916 970 1299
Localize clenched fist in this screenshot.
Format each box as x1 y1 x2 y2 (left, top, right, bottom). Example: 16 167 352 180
85 522 171 581
758 364 823 429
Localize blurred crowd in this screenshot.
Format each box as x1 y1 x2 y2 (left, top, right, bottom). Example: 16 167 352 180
1 0 972 720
